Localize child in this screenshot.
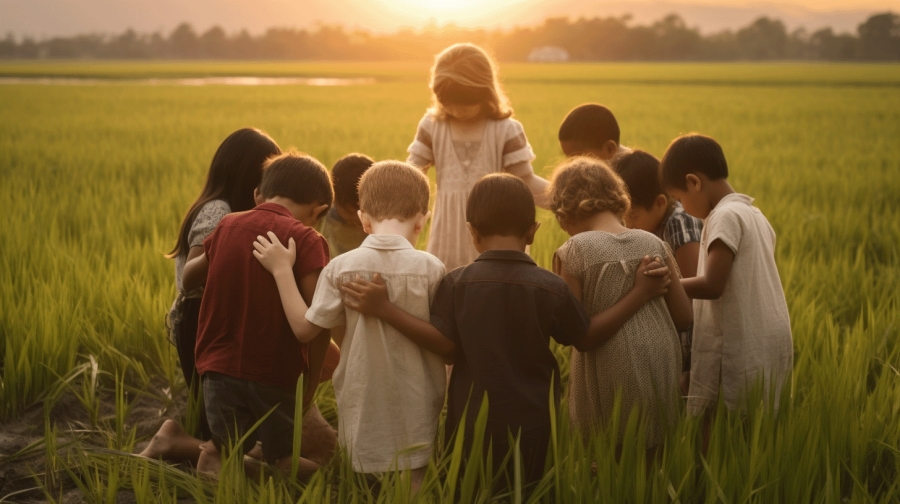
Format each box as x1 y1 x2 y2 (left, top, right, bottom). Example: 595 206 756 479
252 161 445 494
182 152 336 477
340 174 669 487
612 149 703 390
558 103 630 160
318 153 374 258
165 127 281 441
549 157 693 455
659 134 793 416
407 43 550 271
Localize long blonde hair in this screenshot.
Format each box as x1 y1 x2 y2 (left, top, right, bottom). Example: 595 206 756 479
428 43 513 121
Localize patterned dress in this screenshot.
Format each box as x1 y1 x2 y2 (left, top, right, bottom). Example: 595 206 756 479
554 229 681 448
407 113 537 271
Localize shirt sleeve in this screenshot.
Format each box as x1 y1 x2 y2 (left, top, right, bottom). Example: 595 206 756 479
429 274 458 344
664 209 703 251
705 206 742 255
304 262 345 329
189 200 230 248
551 289 590 346
292 230 330 281
501 119 536 170
407 114 435 166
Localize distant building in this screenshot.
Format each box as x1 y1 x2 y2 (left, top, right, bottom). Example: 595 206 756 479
527 46 569 62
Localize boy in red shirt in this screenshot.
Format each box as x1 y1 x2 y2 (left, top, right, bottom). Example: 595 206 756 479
183 152 335 477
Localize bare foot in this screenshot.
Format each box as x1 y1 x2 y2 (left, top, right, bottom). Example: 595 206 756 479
137 419 203 463
196 440 222 476
300 405 337 467
247 441 264 461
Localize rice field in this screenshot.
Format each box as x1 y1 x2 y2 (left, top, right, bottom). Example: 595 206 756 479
1 61 899 503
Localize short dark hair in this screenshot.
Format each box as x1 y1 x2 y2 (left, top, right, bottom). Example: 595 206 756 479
258 152 333 207
612 150 666 210
660 134 729 190
558 103 620 149
332 153 374 208
466 173 535 237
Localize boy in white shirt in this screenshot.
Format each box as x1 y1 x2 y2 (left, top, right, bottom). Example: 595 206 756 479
252 160 446 494
660 134 793 422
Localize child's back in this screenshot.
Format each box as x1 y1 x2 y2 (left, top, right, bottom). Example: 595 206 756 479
689 194 792 414
304 161 446 475
555 229 680 445
306 236 445 472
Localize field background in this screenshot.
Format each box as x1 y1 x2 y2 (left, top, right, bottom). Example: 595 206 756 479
1 61 899 503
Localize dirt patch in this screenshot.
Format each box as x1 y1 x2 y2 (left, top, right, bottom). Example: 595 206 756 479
0 378 191 503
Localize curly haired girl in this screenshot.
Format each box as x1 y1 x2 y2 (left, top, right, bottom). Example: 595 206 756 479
549 156 693 457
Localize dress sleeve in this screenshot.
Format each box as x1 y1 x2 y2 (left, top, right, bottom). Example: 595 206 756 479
407 114 435 167
552 238 585 283
304 263 345 329
705 206 742 255
501 119 536 171
188 200 230 248
429 274 458 344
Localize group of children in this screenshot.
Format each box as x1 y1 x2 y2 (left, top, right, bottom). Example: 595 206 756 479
141 43 794 491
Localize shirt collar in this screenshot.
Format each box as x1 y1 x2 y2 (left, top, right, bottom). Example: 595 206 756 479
360 234 415 251
474 249 536 265
715 193 754 209
255 202 294 218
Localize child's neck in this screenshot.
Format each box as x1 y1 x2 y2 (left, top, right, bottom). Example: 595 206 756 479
368 218 421 247
568 211 627 235
705 179 736 211
477 234 529 253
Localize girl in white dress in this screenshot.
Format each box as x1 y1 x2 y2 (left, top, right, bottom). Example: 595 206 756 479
407 43 550 271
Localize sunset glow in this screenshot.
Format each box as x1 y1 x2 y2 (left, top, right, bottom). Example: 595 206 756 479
372 0 532 26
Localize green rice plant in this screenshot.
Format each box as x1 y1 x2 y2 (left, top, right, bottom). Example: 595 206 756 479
1 61 898 502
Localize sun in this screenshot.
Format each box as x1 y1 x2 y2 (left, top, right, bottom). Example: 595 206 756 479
372 0 530 26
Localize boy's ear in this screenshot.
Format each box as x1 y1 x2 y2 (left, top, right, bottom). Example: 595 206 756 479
602 140 619 160
358 210 373 234
685 174 702 192
653 194 669 210
524 221 541 246
413 211 432 235
253 188 264 206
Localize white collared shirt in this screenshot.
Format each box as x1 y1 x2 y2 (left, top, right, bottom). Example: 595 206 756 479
305 233 446 472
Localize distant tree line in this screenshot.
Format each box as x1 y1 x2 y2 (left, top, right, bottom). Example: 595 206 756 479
1 11 898 61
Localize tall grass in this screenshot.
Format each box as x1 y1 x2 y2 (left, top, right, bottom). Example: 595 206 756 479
1 61 898 501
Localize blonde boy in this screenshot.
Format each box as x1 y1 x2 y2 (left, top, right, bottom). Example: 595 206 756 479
252 161 445 492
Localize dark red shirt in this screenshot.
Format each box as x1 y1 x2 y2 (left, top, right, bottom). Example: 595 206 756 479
195 202 329 390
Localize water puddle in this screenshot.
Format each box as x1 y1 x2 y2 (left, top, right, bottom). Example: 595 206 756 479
0 76 375 86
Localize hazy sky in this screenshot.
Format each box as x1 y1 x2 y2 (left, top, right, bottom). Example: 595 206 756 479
1 0 895 37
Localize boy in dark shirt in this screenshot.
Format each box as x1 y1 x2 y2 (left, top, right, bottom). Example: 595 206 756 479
342 173 672 487
558 103 630 160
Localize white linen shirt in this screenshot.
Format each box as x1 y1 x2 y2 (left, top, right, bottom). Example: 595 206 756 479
687 193 793 415
305 234 446 472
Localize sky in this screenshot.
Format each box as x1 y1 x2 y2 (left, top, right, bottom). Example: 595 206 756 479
0 0 895 38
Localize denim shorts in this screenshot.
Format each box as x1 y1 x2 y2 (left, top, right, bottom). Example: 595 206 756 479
202 371 297 464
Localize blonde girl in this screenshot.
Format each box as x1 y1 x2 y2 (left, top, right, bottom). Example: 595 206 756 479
407 43 549 270
549 157 693 455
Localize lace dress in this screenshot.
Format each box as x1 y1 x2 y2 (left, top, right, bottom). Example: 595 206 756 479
407 113 536 271
554 229 681 448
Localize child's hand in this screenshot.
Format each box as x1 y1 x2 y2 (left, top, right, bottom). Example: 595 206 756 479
341 273 390 317
634 255 670 302
252 231 296 275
